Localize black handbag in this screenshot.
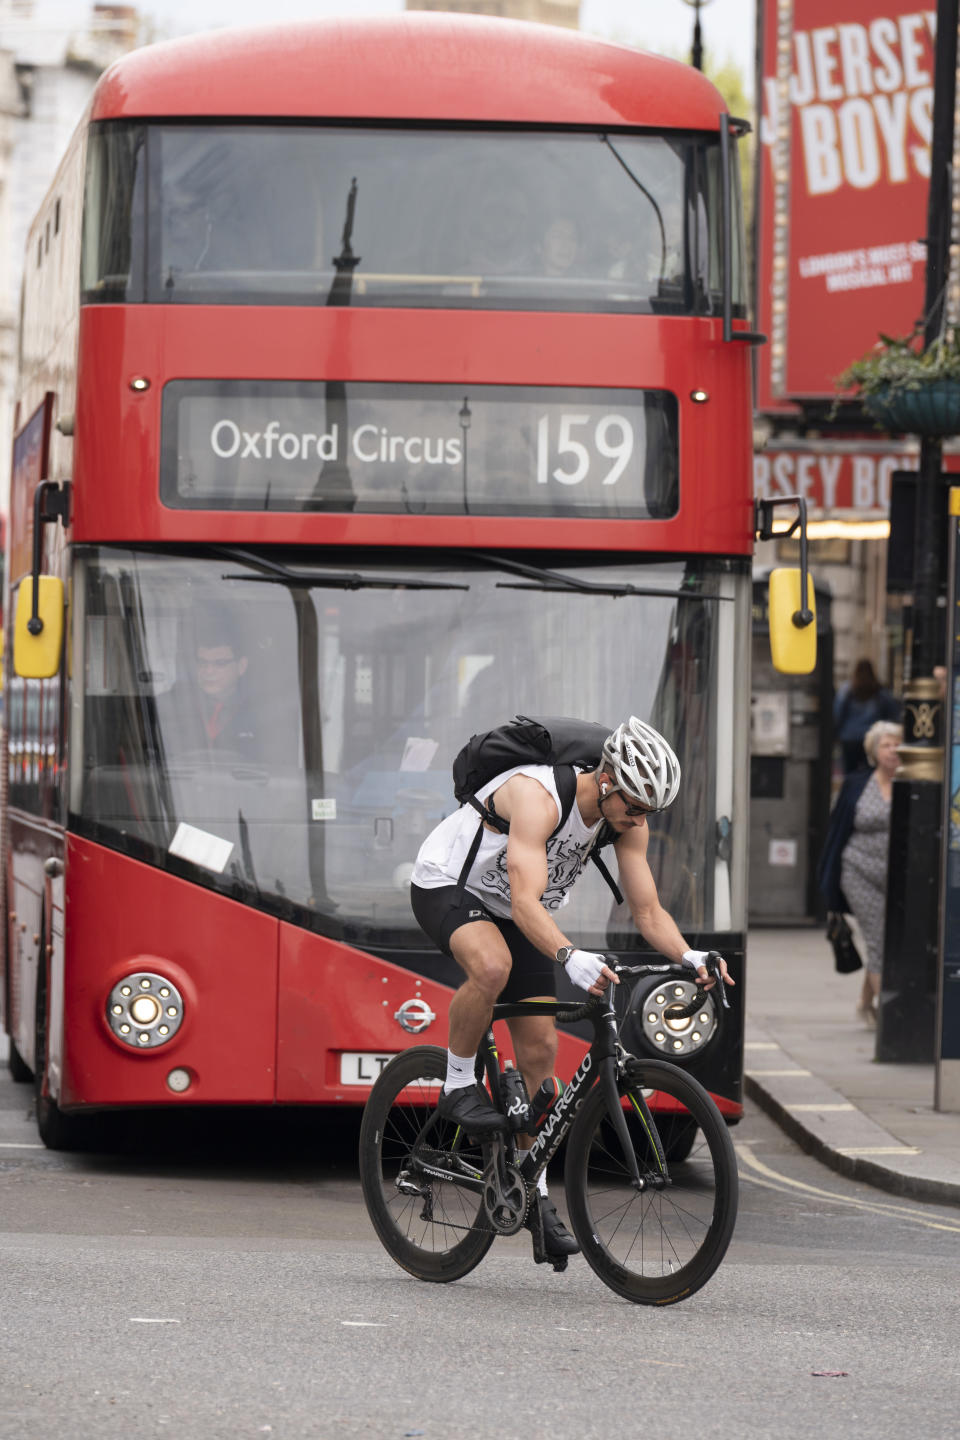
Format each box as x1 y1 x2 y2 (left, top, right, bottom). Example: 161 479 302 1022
826 913 863 974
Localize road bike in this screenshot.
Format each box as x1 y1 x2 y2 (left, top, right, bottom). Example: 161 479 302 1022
359 958 738 1306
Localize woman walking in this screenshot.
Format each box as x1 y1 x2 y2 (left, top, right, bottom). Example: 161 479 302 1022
818 720 903 1025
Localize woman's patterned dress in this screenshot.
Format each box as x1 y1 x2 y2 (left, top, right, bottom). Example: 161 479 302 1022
840 773 891 975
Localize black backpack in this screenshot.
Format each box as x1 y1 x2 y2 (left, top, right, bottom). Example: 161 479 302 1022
451 715 623 904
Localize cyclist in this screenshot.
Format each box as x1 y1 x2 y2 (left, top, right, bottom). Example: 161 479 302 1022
409 716 734 1260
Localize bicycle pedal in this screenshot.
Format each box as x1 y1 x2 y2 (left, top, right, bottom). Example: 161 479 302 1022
526 1197 570 1270
526 1194 549 1266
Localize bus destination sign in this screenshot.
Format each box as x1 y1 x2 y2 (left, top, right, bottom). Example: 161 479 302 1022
160 380 678 519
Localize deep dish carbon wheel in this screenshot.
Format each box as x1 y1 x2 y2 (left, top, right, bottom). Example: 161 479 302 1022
564 1058 737 1305
358 1045 495 1283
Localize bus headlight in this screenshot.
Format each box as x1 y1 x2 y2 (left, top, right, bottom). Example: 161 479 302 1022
635 978 717 1058
107 973 184 1049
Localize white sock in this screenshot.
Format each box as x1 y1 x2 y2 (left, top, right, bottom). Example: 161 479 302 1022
443 1049 477 1094
519 1144 549 1196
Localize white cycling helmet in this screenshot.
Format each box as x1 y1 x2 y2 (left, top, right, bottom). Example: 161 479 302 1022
601 717 681 812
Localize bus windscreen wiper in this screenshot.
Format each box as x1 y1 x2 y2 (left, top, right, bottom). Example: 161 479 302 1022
465 550 723 601
212 546 468 591
602 136 667 280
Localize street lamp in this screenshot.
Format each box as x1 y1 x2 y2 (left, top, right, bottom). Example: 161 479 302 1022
679 0 714 71
459 396 472 515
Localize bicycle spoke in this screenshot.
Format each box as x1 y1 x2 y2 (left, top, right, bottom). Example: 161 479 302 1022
565 1059 737 1304
359 1046 497 1282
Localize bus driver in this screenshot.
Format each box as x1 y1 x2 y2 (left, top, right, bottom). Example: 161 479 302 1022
409 717 734 1260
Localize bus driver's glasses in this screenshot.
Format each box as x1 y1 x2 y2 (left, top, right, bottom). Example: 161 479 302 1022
194 646 247 697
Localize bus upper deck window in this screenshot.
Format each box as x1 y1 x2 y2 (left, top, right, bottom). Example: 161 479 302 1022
80 122 146 303
139 125 741 318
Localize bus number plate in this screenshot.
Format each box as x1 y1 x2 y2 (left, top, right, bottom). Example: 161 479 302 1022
339 1052 397 1085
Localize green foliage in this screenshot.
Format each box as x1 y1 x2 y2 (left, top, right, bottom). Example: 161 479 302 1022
837 330 960 397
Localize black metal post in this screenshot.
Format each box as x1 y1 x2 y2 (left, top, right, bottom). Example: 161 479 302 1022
682 0 708 71
877 0 958 1062
691 2 703 71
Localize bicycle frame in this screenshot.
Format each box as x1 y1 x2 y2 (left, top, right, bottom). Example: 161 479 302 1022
401 958 725 1204
480 990 655 1191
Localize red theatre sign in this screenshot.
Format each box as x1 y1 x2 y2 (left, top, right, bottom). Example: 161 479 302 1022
756 0 935 407
754 441 960 512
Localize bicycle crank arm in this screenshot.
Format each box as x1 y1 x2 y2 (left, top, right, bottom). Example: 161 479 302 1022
481 1136 530 1235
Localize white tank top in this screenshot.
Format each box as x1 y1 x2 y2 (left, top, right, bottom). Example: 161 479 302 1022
411 764 602 919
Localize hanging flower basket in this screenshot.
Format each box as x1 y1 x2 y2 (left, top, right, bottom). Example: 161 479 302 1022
863 379 960 437
836 330 960 437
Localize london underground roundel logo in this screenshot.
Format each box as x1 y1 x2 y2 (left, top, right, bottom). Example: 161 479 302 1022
394 998 437 1034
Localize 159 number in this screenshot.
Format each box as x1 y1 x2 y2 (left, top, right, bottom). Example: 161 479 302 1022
536 413 635 488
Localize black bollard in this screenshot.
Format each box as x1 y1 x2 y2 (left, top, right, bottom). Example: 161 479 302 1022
877 753 941 1063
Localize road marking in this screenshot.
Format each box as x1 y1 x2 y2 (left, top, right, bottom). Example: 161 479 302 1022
748 1069 812 1077
836 1146 922 1156
743 1042 780 1050
553 1330 683 1362
130 1318 181 1324
786 1103 855 1112
623 1359 686 1368
341 1321 388 1327
736 1143 960 1233
0 1142 44 1149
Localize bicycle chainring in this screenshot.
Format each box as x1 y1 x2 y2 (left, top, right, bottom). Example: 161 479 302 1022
482 1161 529 1235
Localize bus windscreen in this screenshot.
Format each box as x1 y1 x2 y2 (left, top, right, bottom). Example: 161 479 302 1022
81 123 746 315
70 548 742 947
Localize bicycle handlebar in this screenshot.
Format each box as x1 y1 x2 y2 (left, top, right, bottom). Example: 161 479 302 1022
611 952 730 1011
501 954 730 1026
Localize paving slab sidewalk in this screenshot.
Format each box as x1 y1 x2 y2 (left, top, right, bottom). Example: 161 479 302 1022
745 926 960 1205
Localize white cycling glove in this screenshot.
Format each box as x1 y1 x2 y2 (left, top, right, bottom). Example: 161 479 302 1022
682 949 712 976
564 948 608 992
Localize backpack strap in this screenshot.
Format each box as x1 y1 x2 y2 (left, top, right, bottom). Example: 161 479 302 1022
589 819 624 905
555 769 623 903
591 849 624 906
454 766 625 906
553 764 578 832
454 765 577 903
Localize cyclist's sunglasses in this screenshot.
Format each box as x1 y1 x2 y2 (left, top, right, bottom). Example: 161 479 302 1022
610 787 654 818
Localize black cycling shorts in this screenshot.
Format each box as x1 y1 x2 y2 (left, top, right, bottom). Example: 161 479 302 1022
410 883 557 1002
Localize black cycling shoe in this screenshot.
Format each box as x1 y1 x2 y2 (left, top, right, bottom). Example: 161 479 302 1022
436 1083 508 1136
536 1197 580 1257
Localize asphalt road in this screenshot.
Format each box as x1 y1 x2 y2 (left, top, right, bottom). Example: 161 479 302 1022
2 1053 959 1440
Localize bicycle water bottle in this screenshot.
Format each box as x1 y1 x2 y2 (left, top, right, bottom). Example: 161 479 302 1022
529 1076 564 1130
499 1061 531 1130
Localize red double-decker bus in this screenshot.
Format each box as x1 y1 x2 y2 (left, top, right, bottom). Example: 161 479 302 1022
3 15 769 1147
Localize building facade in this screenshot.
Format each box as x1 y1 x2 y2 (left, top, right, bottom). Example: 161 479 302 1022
0 2 138 509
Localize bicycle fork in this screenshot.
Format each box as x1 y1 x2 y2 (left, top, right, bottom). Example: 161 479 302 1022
599 1012 669 1192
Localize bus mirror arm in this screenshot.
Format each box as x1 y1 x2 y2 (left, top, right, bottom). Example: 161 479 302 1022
755 494 814 629
720 116 766 346
27 480 71 636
